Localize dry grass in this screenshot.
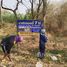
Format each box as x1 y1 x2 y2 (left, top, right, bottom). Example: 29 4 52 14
0 23 67 67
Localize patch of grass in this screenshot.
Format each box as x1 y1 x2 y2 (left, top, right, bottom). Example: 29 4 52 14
0 47 2 52
46 49 67 63
1 12 31 23
62 49 67 63
47 50 64 54
45 56 52 61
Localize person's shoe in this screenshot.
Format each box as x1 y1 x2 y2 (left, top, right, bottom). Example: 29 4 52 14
37 52 44 59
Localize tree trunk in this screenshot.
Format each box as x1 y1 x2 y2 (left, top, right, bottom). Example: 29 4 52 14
42 0 46 19
13 11 18 20
0 1 1 22
42 0 47 28
36 0 42 19
31 0 34 19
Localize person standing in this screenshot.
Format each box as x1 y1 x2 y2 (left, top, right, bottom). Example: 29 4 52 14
37 29 47 59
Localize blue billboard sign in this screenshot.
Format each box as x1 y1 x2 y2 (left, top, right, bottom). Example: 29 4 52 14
17 20 43 32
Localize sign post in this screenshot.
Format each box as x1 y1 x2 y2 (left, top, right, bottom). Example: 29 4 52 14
17 20 43 35
16 20 43 54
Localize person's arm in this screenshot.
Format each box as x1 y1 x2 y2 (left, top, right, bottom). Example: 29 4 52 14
14 41 16 44
44 35 48 43
14 36 17 44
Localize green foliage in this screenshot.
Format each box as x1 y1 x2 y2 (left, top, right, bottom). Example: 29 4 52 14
24 13 32 20
62 49 67 63
17 14 25 20
48 50 64 54
0 47 2 53
1 12 32 23
2 12 16 23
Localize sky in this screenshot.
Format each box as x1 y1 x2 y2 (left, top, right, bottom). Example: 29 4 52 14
0 0 66 14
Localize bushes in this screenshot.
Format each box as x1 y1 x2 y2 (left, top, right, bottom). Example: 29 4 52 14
1 12 31 23
1 12 16 23
45 3 67 36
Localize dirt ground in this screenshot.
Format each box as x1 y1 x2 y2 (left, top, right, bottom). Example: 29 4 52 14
0 23 67 67
0 34 67 67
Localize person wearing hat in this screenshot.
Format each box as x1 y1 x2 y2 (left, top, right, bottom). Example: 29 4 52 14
37 29 47 59
0 35 23 61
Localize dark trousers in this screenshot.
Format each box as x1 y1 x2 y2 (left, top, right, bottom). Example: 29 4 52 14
1 43 13 54
39 43 45 54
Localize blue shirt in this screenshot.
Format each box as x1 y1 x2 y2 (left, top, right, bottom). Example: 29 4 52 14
39 34 47 45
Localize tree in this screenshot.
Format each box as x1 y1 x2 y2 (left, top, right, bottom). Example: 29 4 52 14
1 0 24 19
28 0 47 20
0 0 1 22
46 2 67 35
29 0 35 19
1 0 48 20
36 0 42 19
42 0 47 18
